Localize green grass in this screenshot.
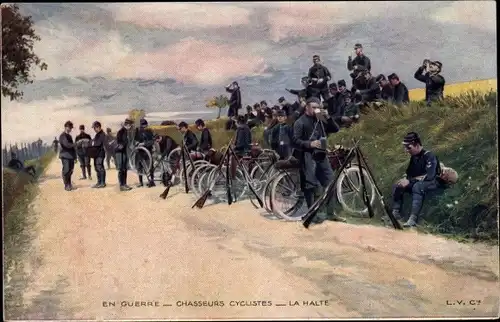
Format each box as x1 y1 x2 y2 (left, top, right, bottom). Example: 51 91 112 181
152 91 498 244
3 151 56 284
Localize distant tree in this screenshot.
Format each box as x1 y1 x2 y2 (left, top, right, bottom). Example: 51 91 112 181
1 4 48 101
206 95 229 119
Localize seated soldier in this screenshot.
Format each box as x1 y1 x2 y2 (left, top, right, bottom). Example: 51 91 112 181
388 132 444 227
354 70 380 103
270 110 293 160
388 73 410 105
375 74 394 101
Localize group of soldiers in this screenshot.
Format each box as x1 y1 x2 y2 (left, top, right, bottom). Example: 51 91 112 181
227 43 445 132
218 43 448 226
55 43 449 227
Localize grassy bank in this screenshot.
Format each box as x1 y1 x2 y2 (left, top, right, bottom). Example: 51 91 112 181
3 151 56 284
151 91 498 243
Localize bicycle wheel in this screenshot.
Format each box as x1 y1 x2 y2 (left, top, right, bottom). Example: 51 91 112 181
249 163 275 209
132 146 153 176
166 147 181 175
270 170 305 221
336 166 376 216
190 163 214 197
263 176 278 214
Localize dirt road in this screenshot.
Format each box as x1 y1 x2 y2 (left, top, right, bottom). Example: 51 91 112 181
5 159 499 320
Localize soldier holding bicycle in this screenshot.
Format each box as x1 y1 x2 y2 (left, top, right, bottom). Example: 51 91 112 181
115 119 133 191
134 118 156 188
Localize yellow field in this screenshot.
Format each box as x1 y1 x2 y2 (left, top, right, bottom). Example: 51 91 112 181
408 78 497 101
148 78 497 131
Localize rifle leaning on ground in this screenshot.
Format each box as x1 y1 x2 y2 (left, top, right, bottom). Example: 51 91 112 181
355 144 402 230
354 139 375 219
302 139 360 228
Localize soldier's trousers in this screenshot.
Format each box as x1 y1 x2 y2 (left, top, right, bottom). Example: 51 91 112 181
105 150 116 169
300 153 335 214
77 153 91 178
309 87 330 102
115 152 128 186
392 180 439 218
94 156 106 185
61 158 75 187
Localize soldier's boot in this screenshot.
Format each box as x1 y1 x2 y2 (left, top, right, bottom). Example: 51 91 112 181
137 175 144 188
326 213 347 222
101 172 107 188
403 214 418 227
92 173 103 188
382 209 402 222
146 179 156 188
79 167 87 180
122 172 132 190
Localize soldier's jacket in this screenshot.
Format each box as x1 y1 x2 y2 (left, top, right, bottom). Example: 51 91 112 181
75 132 92 155
347 55 371 72
270 123 293 159
134 128 155 150
414 67 446 103
59 132 76 160
405 149 441 184
92 130 107 158
115 127 129 153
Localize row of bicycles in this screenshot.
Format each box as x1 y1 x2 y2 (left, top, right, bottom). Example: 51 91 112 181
125 137 377 221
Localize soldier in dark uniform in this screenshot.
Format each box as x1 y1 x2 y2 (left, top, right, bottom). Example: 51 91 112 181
135 118 155 188
234 115 252 157
91 121 107 188
375 74 394 101
307 55 332 101
388 73 410 105
195 119 213 154
414 60 445 106
52 136 59 153
286 76 314 101
347 43 371 76
115 119 133 191
154 133 178 186
270 110 293 160
389 132 442 227
225 81 242 130
178 121 199 153
75 125 92 180
292 97 346 224
59 121 76 191
104 127 117 170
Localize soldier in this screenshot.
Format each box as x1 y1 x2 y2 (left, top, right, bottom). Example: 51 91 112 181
52 136 59 153
347 43 371 73
414 60 445 106
59 121 77 191
104 127 117 169
389 132 442 227
91 121 107 188
178 121 199 153
115 119 133 191
307 55 332 101
134 118 156 188
195 119 213 155
270 110 293 160
75 125 92 180
234 115 252 157
388 73 410 105
292 97 346 224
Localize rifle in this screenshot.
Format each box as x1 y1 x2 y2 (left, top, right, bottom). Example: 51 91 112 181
302 140 360 228
356 145 403 230
192 137 235 209
180 137 189 194
225 146 233 205
354 139 374 218
158 148 175 199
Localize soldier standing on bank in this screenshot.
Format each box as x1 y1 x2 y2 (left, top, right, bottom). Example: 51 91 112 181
59 121 76 191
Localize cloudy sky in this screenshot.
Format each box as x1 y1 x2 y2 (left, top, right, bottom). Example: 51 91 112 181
1 1 497 144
